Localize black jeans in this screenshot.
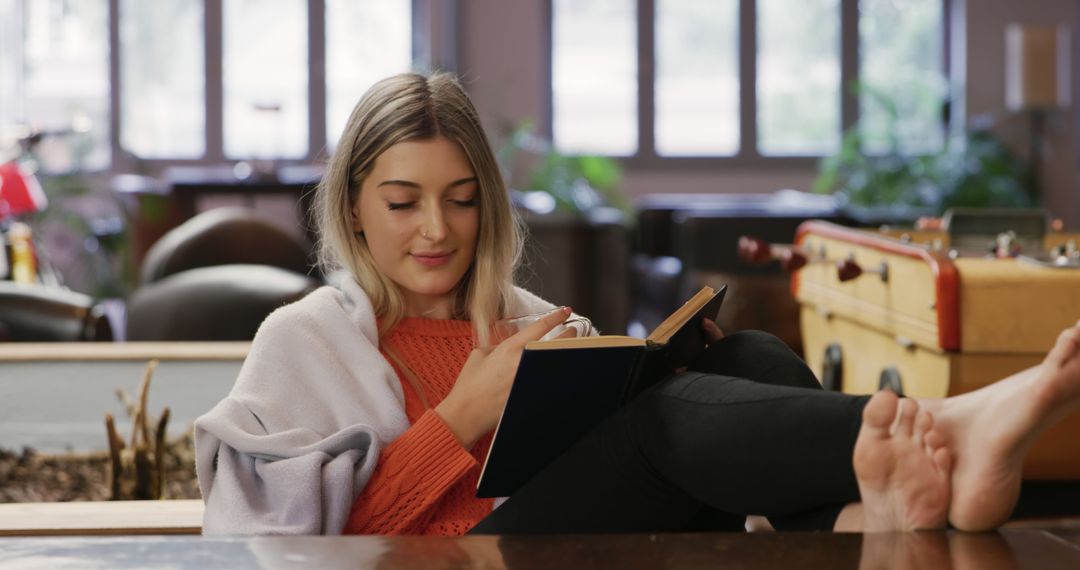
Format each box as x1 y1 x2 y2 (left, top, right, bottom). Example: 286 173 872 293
470 331 870 534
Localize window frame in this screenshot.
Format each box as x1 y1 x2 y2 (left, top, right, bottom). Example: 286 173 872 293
545 0 951 171
104 0 447 173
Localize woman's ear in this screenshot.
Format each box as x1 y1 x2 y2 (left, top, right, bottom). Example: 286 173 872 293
351 202 364 233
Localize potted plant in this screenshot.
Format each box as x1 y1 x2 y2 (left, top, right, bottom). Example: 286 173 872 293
813 86 1031 224
496 121 632 218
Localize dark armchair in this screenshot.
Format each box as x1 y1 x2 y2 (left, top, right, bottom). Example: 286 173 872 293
125 207 322 341
0 282 114 342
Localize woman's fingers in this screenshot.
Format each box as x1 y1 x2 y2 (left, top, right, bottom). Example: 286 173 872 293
506 307 573 348
441 311 573 446
702 318 725 343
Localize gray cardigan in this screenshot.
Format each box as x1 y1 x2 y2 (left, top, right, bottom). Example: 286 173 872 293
194 275 565 535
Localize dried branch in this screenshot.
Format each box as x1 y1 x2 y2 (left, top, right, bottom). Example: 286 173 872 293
104 413 123 499
104 359 170 501
153 407 170 500
137 359 158 446
115 387 137 418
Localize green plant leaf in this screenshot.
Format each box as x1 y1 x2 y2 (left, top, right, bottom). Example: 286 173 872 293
812 82 1031 216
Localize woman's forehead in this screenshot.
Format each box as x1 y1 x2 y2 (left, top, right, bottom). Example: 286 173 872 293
368 138 476 180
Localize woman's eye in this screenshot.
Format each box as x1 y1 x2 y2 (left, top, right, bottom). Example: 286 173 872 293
387 202 414 211
451 198 477 207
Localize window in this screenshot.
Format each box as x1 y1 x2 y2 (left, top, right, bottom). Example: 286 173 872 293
550 0 948 160
223 0 309 159
326 0 412 149
552 0 637 155
859 0 946 154
655 0 739 156
120 0 205 158
757 0 840 155
1 0 417 169
0 0 110 172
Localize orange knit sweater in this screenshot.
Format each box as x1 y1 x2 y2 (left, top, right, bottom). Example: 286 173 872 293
342 317 494 535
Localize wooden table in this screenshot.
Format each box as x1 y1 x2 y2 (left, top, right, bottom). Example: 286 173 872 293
0 342 249 362
2 526 1080 569
0 500 203 536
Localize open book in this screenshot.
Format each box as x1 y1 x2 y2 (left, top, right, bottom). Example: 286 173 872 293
476 285 727 498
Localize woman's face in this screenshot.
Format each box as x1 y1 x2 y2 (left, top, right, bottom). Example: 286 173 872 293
353 137 480 317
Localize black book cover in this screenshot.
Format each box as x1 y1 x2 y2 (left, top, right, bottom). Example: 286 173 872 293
476 345 643 498
476 285 726 498
625 285 727 400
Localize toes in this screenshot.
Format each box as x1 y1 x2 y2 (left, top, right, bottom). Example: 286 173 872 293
1049 325 1080 366
923 426 949 468
932 446 952 475
924 429 945 450
914 409 933 445
895 398 917 437
863 390 900 436
1058 326 1079 350
1066 325 1080 352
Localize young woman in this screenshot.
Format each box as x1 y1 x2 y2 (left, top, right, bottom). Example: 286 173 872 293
195 72 1080 536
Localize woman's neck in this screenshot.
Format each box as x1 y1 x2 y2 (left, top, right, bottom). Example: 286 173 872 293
402 291 455 319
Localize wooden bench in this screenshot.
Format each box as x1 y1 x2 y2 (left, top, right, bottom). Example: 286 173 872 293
0 500 203 536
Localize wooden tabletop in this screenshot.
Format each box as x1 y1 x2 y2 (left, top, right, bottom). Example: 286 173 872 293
2 499 1079 568
0 342 249 362
0 500 203 536
2 527 1080 569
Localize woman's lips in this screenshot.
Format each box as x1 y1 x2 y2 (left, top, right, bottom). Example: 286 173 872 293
411 252 454 267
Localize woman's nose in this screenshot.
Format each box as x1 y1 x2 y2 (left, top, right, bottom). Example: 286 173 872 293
421 205 448 241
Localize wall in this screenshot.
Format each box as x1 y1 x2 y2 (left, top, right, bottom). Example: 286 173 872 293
457 0 549 147
0 360 239 452
456 0 1079 226
963 0 1077 228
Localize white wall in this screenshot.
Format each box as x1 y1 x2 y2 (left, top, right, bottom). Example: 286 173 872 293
455 0 1079 226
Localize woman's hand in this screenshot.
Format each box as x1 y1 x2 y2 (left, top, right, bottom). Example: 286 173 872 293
702 318 725 346
435 307 573 448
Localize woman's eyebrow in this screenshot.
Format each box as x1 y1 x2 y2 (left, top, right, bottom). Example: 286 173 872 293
375 177 477 189
376 179 421 189
448 176 478 188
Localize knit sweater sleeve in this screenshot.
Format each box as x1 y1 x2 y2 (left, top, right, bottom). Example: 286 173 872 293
342 409 477 534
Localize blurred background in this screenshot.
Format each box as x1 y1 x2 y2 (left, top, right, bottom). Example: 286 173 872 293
0 0 1075 344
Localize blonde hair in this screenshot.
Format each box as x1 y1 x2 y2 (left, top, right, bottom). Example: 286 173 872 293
314 72 523 346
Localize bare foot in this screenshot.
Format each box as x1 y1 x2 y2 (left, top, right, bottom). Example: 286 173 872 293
853 390 952 531
923 321 1080 531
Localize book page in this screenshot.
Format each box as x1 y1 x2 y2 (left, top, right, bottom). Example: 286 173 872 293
647 286 717 344
526 336 645 350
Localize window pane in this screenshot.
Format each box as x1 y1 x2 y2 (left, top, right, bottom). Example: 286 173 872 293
758 0 840 155
0 0 110 171
325 0 412 150
121 0 205 158
0 0 16 149
553 0 636 155
655 0 738 156
223 0 307 159
859 0 945 154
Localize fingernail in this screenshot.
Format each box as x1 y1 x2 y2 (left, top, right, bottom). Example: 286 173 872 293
563 306 572 314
